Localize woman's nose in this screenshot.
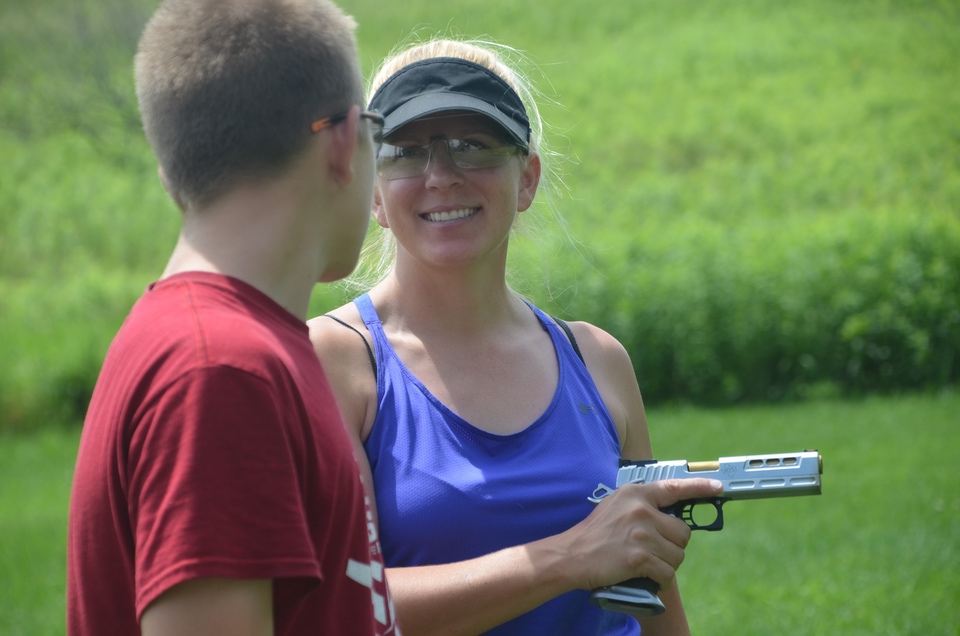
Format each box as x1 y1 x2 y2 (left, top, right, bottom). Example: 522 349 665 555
423 139 465 184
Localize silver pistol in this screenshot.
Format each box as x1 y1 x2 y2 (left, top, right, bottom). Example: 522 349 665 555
588 450 823 617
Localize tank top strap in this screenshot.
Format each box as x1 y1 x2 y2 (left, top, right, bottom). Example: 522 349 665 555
522 301 586 370
353 292 382 329
352 293 391 389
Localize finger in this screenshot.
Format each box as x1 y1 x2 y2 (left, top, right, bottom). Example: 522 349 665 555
621 525 686 589
597 483 694 547
636 556 678 591
647 477 723 509
655 510 694 550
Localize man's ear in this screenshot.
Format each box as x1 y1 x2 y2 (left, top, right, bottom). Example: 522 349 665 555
372 184 389 228
325 106 359 187
516 151 541 213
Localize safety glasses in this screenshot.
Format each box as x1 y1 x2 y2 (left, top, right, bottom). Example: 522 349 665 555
310 110 384 155
376 137 524 180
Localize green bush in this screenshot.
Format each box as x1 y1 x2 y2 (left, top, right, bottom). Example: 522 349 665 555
0 269 146 432
538 211 960 404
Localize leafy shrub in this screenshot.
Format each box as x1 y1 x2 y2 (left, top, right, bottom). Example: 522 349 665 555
0 270 146 432
537 211 960 405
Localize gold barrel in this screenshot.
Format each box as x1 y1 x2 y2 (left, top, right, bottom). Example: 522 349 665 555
687 461 720 472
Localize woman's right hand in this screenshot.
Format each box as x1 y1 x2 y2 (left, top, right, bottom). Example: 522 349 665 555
556 478 723 592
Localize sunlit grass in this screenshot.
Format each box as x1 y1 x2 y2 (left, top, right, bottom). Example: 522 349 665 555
0 427 80 636
2 393 956 634
651 391 960 635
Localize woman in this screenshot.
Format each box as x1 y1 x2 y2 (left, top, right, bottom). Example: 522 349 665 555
308 38 721 636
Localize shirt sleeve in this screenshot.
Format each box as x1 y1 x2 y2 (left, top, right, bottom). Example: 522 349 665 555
126 364 322 616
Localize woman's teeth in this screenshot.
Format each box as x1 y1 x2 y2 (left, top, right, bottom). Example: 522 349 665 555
423 208 476 222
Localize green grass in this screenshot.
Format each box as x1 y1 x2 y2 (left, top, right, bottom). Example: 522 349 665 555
0 427 79 636
2 393 957 634
651 391 960 634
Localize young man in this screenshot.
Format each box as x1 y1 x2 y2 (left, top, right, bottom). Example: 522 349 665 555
66 1 398 634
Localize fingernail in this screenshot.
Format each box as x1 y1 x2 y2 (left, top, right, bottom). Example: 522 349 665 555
709 479 723 490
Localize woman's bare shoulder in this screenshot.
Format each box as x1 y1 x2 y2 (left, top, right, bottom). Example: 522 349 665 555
307 301 379 438
556 318 632 370
307 303 367 352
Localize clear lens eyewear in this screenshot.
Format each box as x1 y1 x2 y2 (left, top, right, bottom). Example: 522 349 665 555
376 137 523 180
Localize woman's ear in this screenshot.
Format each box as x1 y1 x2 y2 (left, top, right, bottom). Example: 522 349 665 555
516 151 541 212
372 184 389 228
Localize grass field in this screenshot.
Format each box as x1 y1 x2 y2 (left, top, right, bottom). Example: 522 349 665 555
0 427 78 636
651 392 959 634
2 0 958 429
1 392 957 635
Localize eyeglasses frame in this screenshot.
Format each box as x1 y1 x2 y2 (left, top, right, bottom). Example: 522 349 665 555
310 110 384 154
375 135 526 181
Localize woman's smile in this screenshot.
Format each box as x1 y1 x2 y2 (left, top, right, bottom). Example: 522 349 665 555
421 207 480 223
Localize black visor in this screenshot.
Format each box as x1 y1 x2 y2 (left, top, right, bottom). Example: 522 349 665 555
368 57 531 149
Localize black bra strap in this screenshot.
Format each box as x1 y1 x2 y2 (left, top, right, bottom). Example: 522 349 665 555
322 314 378 378
552 316 585 364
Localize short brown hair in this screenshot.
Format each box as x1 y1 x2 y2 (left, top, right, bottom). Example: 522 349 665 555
135 0 363 209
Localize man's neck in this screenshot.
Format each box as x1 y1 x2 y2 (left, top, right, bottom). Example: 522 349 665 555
162 184 325 320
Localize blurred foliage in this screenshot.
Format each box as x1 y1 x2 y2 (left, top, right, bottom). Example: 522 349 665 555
544 212 960 404
1 0 958 431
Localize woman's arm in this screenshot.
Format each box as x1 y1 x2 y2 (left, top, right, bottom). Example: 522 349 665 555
567 319 694 636
381 475 714 635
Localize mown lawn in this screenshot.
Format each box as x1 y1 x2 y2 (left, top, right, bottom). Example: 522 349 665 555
0 427 79 636
1 392 956 634
652 392 959 635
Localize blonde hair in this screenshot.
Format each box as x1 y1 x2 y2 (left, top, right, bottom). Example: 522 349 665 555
343 35 571 294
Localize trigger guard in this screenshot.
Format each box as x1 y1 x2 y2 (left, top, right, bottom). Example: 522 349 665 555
676 498 728 531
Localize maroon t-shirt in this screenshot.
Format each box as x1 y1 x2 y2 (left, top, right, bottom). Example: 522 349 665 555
68 272 398 635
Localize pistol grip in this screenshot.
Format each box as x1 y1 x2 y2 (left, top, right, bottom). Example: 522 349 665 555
589 577 665 617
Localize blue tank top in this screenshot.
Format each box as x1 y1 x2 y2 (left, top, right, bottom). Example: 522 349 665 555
356 293 640 635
